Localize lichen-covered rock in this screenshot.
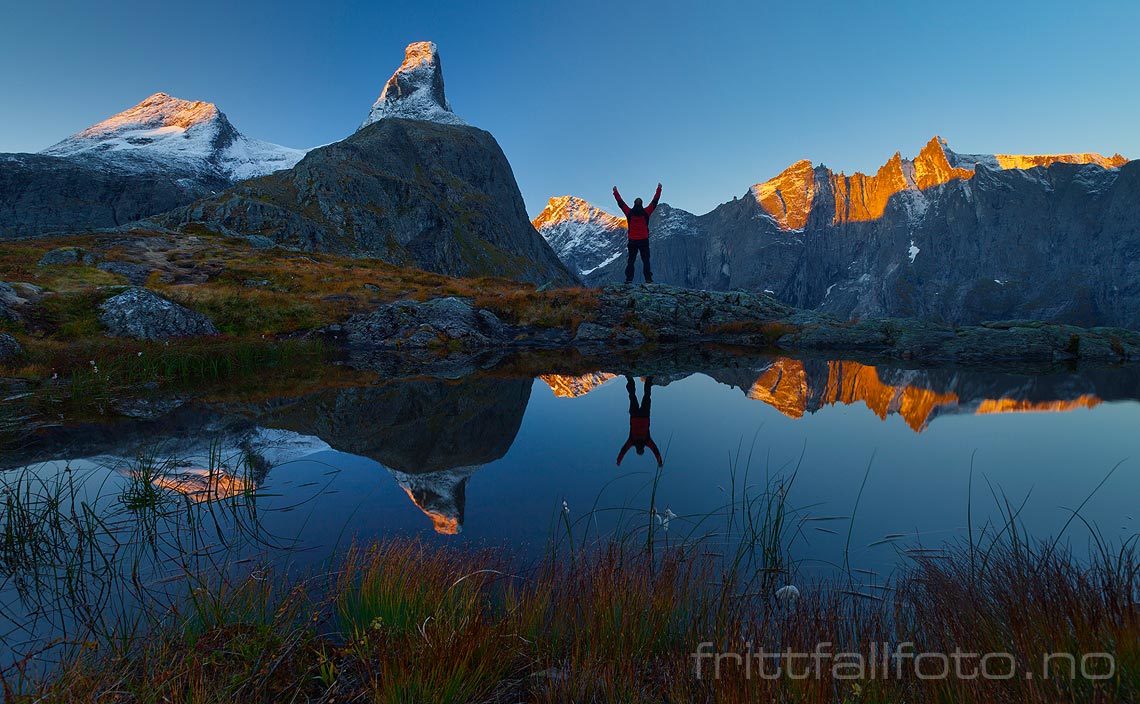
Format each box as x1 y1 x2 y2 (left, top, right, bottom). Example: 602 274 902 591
98 287 219 340
344 297 508 349
0 282 20 321
96 261 153 285
596 284 795 340
0 332 22 362
38 247 96 267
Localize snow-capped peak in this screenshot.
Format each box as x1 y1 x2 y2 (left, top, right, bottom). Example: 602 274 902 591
533 195 626 231
532 196 627 277
361 41 466 128
41 92 306 182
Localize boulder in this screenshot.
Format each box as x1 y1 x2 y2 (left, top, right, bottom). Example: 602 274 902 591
572 322 611 344
344 297 509 349
98 287 219 340
0 332 22 363
37 247 97 267
97 261 153 285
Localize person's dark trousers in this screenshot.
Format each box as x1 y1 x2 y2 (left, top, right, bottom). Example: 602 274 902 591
626 375 652 416
624 239 653 284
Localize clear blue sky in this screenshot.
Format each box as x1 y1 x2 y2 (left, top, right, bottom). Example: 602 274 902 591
2 0 1137 216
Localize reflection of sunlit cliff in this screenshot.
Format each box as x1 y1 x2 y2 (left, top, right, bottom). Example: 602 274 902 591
822 361 959 432
750 136 1127 231
540 372 618 398
744 359 1102 432
975 395 1101 415
747 359 809 418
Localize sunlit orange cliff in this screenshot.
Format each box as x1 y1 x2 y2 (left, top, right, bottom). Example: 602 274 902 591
749 136 1127 230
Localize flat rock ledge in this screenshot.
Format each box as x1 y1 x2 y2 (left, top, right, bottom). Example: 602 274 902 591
338 284 1140 366
342 297 508 349
98 287 219 340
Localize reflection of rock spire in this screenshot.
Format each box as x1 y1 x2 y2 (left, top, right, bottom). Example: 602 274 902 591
390 466 478 535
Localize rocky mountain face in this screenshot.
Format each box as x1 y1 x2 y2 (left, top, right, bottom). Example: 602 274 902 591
0 93 305 238
161 44 575 285
556 138 1138 327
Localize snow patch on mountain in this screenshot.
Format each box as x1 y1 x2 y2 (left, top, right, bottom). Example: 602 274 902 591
42 92 306 181
362 41 466 128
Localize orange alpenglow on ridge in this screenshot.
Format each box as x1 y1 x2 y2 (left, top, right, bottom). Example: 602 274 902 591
829 152 911 224
994 153 1129 170
750 136 1128 230
911 137 975 190
532 195 627 231
540 371 619 398
397 40 438 73
749 160 816 231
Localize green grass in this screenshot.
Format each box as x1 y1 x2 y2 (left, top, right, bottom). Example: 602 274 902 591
15 536 1135 704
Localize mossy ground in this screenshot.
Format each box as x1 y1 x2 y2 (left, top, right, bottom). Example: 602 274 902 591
0 231 599 396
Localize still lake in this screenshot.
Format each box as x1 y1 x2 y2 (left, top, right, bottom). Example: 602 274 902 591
5 355 1138 572
4 352 1140 665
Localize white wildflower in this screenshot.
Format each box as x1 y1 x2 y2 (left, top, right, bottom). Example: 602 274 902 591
775 584 800 602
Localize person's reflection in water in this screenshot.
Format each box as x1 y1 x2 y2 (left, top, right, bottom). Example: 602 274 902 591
617 375 663 467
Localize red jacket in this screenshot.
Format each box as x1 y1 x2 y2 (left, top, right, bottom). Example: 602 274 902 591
614 184 662 241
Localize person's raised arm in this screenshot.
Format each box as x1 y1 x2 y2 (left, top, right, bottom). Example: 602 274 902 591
616 439 634 466
613 186 630 216
646 183 662 216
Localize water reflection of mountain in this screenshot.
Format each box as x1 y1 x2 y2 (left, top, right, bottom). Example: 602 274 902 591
6 356 1140 536
543 359 1129 433
249 377 532 533
721 359 1111 432
2 377 532 536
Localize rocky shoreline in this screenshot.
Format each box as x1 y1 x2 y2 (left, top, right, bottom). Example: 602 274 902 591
330 283 1140 369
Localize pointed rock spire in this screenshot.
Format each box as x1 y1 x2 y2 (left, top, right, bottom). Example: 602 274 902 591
362 41 466 128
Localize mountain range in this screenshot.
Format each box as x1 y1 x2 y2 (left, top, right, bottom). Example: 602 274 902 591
0 42 573 285
535 138 1140 327
3 40 1140 325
